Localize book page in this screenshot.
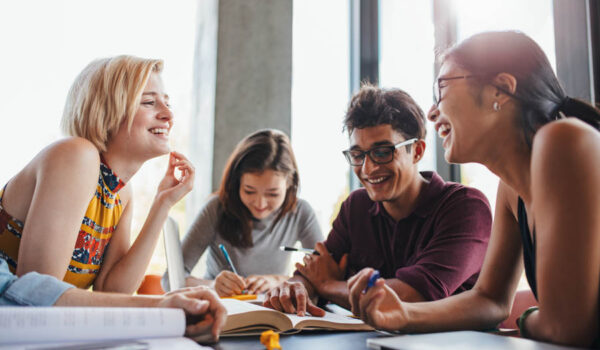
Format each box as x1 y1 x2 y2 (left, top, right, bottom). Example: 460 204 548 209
220 299 292 334
220 299 372 334
0 307 185 345
288 310 373 331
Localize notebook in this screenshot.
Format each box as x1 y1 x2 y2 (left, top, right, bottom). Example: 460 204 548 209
366 331 580 350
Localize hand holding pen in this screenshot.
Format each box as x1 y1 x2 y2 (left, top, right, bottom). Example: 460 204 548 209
215 244 248 297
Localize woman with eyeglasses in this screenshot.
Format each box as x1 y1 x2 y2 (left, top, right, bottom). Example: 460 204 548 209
163 129 323 297
348 31 600 348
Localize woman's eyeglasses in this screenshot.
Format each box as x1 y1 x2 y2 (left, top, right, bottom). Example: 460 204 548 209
433 75 474 106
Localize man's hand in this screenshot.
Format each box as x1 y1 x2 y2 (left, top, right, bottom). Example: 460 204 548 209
245 274 287 295
295 242 348 295
160 286 227 343
347 268 408 331
214 270 247 297
263 280 326 317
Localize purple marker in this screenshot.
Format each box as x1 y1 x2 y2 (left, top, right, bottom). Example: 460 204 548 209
363 270 380 293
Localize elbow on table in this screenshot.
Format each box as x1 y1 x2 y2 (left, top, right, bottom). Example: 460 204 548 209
537 319 597 348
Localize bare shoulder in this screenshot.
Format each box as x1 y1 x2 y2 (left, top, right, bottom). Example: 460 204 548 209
533 118 600 159
531 118 600 191
35 137 100 184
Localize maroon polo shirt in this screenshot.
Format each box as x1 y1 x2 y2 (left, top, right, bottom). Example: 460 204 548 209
324 171 492 301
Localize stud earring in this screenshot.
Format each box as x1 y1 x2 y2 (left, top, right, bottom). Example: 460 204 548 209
493 101 500 111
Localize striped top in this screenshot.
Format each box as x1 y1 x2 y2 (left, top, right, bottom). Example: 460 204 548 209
0 160 125 289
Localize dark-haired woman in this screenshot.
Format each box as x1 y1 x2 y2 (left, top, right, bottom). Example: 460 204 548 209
164 129 323 297
348 31 600 348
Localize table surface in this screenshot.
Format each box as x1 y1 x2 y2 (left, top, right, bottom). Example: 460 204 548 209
211 331 385 350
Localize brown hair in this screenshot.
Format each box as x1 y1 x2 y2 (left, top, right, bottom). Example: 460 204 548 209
217 129 299 247
343 83 427 143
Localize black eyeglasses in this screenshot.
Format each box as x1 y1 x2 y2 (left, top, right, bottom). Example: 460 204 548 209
342 138 418 166
433 75 474 106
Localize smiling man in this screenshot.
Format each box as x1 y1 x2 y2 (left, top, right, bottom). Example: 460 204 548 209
264 85 492 316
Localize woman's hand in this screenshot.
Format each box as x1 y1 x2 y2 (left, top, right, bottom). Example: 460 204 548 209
159 286 227 343
155 151 195 208
348 268 408 331
214 271 247 297
245 274 288 295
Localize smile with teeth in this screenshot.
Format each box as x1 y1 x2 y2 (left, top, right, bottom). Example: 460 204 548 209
367 176 388 184
437 124 451 138
149 128 169 136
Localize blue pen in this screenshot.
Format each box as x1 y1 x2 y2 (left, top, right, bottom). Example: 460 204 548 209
219 244 239 275
363 270 380 293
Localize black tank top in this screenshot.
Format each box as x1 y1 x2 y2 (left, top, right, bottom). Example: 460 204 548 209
517 197 538 299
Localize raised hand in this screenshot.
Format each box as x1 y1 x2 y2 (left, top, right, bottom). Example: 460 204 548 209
295 242 347 294
155 151 195 207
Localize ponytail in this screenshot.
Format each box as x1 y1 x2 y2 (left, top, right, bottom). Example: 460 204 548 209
556 97 600 131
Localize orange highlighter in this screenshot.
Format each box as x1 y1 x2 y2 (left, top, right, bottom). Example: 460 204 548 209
221 294 257 301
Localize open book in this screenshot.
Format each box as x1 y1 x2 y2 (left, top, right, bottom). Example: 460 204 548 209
0 307 211 349
221 298 373 336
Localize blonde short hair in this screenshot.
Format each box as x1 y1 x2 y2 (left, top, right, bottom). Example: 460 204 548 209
61 55 164 152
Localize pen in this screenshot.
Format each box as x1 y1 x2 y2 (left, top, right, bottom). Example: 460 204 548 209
363 270 380 293
219 244 239 275
279 246 320 255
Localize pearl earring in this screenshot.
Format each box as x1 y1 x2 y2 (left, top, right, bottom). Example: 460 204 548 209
493 101 501 111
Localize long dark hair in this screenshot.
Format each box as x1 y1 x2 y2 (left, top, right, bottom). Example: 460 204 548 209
444 31 600 147
217 129 299 248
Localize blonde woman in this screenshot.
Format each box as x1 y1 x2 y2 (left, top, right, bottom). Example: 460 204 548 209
0 56 194 293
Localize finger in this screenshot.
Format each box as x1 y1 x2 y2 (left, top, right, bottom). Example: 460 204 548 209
295 263 306 275
361 289 386 328
294 287 308 316
349 268 372 316
182 289 227 340
245 276 261 291
253 279 269 294
267 288 284 312
314 242 329 256
222 273 246 294
302 255 311 265
165 152 177 175
306 299 326 317
279 286 296 314
169 150 190 162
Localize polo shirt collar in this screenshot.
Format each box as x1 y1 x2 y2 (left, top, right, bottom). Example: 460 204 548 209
369 171 446 219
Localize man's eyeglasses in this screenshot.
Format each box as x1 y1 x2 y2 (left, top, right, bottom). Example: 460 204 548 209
433 75 474 106
342 138 418 166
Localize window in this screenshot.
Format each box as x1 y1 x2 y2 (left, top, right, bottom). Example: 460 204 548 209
291 0 350 236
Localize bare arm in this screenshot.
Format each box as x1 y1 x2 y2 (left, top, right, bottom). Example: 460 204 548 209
94 152 195 293
16 139 100 278
349 181 524 332
524 120 600 347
